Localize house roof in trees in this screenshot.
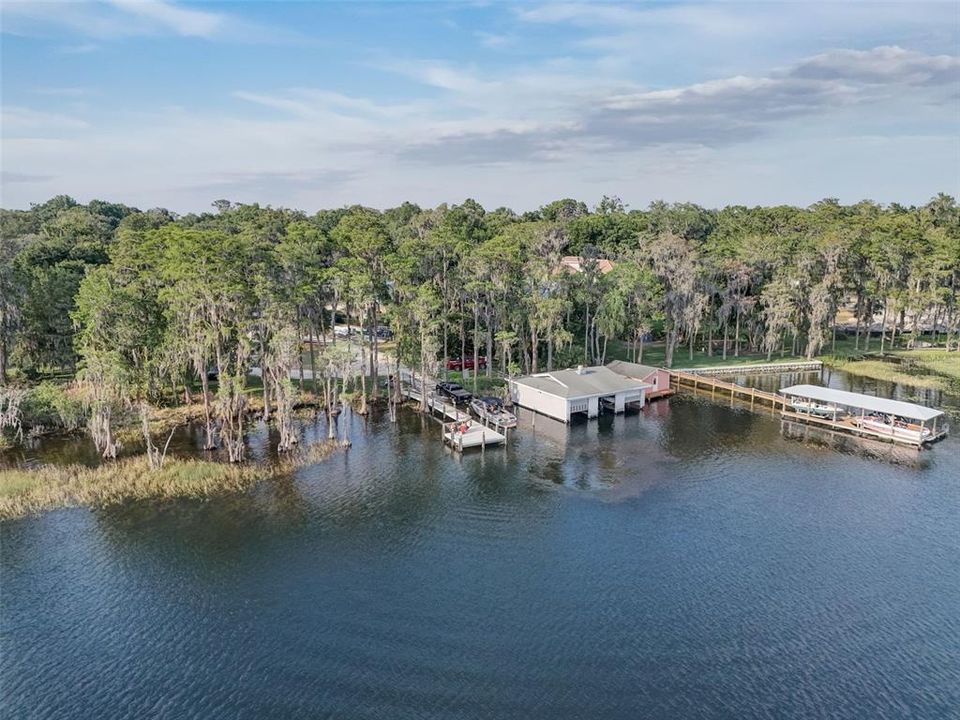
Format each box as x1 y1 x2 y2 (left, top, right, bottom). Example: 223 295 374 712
558 256 616 274
512 366 650 399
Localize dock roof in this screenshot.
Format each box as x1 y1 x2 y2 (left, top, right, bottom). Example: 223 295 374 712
513 366 650 399
780 384 943 421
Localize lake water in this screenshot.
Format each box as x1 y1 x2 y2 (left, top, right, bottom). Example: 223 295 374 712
3 370 959 719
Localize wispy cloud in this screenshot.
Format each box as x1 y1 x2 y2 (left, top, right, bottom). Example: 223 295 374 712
1 0 300 43
475 31 513 49
2 1 957 213
394 46 960 164
58 42 100 54
32 86 93 98
1 171 55 185
2 106 89 131
106 0 223 38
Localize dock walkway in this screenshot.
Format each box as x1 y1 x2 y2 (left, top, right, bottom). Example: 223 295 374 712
398 370 506 451
669 370 946 447
670 370 787 411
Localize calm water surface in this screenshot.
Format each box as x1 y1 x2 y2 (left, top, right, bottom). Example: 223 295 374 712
2 370 959 719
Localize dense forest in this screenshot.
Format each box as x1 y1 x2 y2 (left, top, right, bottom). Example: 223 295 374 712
1 193 958 462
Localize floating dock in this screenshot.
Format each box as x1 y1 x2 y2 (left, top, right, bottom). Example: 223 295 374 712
442 420 506 451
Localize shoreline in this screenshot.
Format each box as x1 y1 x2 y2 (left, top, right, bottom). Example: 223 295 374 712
0 440 343 521
822 350 960 393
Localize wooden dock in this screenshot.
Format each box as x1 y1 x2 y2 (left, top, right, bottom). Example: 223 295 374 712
399 373 470 422
669 370 787 411
779 409 946 447
669 370 946 447
398 370 506 451
442 421 506 451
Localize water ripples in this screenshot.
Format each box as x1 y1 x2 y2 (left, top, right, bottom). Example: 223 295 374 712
3 391 960 719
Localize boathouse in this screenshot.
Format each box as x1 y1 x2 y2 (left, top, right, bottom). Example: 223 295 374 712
509 365 650 422
779 384 947 446
606 360 673 400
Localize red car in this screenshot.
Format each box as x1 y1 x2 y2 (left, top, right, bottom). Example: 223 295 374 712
445 356 487 371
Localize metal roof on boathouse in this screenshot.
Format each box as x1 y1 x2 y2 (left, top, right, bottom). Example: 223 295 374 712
780 385 943 422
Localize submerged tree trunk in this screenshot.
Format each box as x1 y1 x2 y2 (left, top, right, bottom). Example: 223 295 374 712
370 303 379 399
308 324 317 396
90 403 117 460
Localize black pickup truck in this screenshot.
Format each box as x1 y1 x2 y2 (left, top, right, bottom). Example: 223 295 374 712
435 381 473 406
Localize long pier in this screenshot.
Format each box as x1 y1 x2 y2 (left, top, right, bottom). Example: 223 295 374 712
669 370 788 412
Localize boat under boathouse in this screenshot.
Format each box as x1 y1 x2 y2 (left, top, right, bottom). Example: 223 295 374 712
509 365 650 422
779 384 947 446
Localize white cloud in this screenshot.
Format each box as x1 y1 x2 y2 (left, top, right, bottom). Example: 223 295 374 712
475 31 513 48
1 106 89 131
106 0 223 38
32 86 92 98
1 11 957 215
1 0 299 43
58 42 100 54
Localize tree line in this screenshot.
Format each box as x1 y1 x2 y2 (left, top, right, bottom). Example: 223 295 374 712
1 193 958 461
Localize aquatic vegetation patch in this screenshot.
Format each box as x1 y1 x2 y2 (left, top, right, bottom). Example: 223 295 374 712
825 350 960 392
0 440 341 520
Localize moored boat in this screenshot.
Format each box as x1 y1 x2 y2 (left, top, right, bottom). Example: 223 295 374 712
470 396 517 429
855 416 932 443
789 399 837 417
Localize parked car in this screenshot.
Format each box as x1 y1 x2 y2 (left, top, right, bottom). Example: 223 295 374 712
435 381 473 406
445 356 487 371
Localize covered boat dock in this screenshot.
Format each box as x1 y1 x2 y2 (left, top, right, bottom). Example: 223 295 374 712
779 384 947 447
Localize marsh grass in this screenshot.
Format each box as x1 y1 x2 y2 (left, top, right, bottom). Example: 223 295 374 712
890 350 960 382
0 440 341 520
825 350 960 392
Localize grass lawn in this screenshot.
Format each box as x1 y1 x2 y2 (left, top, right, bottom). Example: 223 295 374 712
604 338 822 369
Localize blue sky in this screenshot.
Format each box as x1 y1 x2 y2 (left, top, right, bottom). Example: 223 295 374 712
2 1 958 213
